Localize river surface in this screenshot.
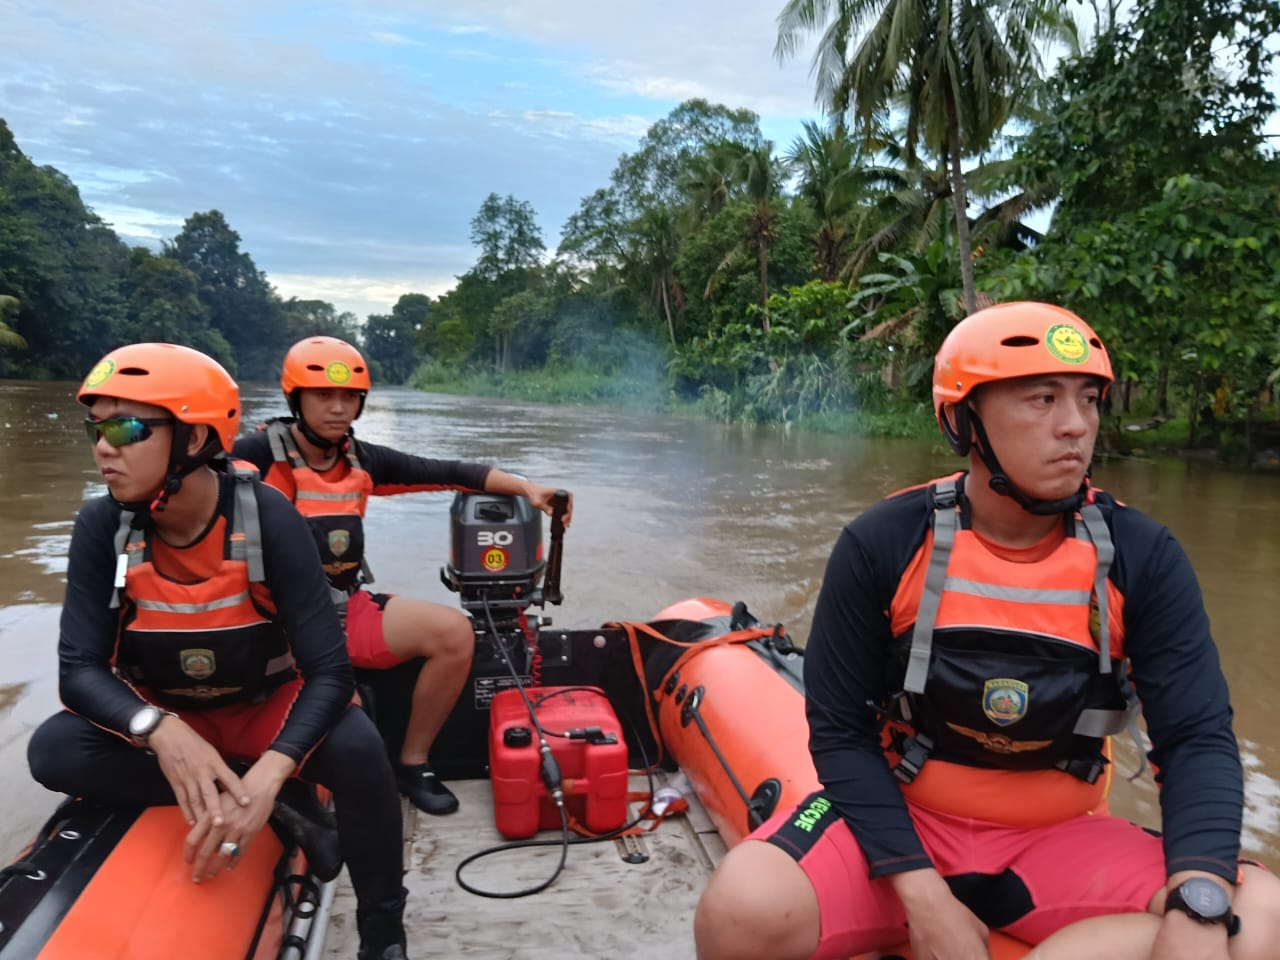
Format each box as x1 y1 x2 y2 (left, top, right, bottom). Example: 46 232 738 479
2 379 1279 867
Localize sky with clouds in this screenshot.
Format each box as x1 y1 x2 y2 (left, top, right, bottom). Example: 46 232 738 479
3 0 824 319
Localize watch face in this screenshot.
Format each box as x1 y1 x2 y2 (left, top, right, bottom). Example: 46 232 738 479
1182 879 1230 918
129 705 161 738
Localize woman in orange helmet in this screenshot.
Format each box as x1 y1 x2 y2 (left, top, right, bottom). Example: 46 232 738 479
694 303 1280 960
233 335 571 815
27 343 410 960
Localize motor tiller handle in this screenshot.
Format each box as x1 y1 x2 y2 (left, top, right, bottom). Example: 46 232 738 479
542 490 569 605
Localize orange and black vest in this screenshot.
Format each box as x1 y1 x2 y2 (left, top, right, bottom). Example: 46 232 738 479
885 478 1138 793
265 420 374 597
111 469 295 708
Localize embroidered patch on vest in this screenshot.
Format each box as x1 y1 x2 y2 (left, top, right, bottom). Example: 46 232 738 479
982 678 1028 726
328 529 350 557
180 648 216 680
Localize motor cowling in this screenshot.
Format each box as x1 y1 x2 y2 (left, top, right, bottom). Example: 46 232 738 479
441 491 546 622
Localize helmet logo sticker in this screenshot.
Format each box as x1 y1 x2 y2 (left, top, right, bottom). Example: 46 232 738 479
1046 324 1089 365
83 359 115 389
982 678 1028 726
326 361 352 385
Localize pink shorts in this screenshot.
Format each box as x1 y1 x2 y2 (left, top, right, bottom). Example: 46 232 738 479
345 589 403 669
754 792 1167 959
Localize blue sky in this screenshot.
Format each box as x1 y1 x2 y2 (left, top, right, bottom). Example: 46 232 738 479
3 0 823 319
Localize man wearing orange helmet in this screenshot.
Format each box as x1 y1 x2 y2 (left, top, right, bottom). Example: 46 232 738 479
27 344 411 960
232 335 572 816
695 303 1280 960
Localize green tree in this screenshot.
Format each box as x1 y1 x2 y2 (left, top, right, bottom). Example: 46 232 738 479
705 144 787 329
0 120 127 377
366 294 429 384
776 0 1070 314
164 210 283 380
1019 0 1280 232
122 249 232 366
0 295 27 349
471 193 546 281
279 298 361 344
612 99 764 211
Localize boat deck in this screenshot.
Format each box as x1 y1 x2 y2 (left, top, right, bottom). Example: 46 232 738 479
319 773 726 959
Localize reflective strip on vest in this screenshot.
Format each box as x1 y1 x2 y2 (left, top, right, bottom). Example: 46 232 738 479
133 591 254 615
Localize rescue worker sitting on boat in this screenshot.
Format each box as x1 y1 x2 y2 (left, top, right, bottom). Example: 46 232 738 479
27 343 411 960
694 302 1280 960
231 335 572 816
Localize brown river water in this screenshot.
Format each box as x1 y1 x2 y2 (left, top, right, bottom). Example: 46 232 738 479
2 379 1278 868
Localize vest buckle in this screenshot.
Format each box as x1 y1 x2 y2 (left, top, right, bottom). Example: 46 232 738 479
893 733 934 784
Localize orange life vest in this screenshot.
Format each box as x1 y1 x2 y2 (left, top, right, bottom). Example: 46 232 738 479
883 476 1138 826
264 420 374 597
112 469 295 708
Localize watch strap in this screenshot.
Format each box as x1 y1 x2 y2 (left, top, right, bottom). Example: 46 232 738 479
1165 883 1241 937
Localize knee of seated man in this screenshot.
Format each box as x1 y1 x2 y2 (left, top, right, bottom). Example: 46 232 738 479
1238 864 1280 937
697 846 809 948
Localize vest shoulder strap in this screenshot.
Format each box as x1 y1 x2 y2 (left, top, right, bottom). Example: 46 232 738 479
903 479 960 694
228 468 266 583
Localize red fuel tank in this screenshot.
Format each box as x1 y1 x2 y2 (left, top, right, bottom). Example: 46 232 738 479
489 686 629 840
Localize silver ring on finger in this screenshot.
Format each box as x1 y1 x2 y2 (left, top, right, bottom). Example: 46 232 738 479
219 840 240 858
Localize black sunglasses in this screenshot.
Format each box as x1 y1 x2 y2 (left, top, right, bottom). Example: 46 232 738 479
84 416 174 447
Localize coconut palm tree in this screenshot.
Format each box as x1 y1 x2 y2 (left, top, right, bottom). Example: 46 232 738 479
704 144 786 331
775 0 1071 314
786 119 905 281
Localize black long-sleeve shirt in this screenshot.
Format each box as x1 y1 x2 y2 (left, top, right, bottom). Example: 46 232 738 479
804 481 1243 884
58 474 354 763
232 427 491 500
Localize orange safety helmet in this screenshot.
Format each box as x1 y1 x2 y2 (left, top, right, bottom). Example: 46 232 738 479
933 302 1112 442
280 336 372 401
78 343 241 452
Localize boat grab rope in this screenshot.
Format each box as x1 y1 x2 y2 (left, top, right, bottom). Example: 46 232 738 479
602 619 780 767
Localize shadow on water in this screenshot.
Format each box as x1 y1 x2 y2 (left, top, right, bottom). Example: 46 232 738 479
3 380 1280 868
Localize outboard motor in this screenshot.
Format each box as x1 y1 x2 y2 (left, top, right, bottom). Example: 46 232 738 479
427 488 570 778
441 491 553 626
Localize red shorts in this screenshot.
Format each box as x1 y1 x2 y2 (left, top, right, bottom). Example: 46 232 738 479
754 792 1167 959
345 589 402 670
177 678 307 762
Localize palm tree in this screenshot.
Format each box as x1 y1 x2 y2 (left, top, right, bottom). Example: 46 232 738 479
627 207 685 345
775 0 1070 314
786 119 903 281
704 144 786 332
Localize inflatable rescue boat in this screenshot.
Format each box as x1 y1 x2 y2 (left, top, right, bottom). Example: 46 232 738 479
1 489 1033 959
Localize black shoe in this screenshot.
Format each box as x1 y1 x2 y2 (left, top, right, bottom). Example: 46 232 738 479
269 798 344 882
394 761 459 815
357 899 407 960
358 945 407 960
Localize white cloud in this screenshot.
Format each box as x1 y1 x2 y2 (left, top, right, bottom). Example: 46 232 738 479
270 270 460 319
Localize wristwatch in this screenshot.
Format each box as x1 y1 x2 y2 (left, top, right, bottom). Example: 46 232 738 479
1164 877 1240 936
127 705 169 747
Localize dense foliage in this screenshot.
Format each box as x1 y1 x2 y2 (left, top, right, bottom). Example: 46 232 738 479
1 0 1277 457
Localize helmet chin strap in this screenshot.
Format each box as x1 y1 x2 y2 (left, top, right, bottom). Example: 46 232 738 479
968 411 1089 517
